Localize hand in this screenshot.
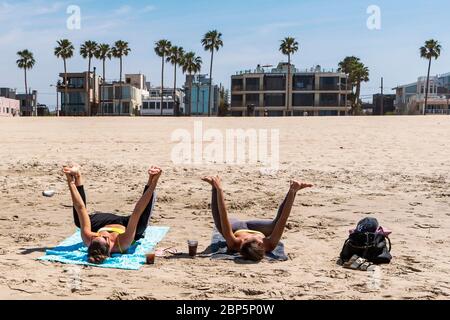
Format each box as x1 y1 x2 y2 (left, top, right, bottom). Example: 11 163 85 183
290 180 313 193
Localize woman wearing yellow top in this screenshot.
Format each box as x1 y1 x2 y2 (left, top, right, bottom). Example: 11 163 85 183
62 164 162 264
201 176 312 262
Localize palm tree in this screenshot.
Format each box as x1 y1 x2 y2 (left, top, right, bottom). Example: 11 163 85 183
54 39 74 115
80 40 98 76
182 52 202 116
420 39 442 115
154 40 172 116
279 37 299 116
111 40 131 114
338 56 369 115
166 45 185 116
16 50 35 116
201 30 223 116
95 43 112 116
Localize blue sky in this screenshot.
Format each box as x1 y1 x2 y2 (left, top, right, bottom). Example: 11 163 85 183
1 0 450 109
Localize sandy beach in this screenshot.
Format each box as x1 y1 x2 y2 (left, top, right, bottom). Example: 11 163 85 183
0 116 449 300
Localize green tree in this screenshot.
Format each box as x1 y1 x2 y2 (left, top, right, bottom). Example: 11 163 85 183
338 56 370 115
279 37 299 116
201 30 223 116
54 39 74 115
167 45 185 116
182 52 202 116
154 40 172 116
420 39 442 115
16 49 36 116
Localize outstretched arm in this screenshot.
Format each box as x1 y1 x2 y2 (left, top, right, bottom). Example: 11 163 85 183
213 177 241 250
63 168 96 245
265 181 312 251
119 167 162 249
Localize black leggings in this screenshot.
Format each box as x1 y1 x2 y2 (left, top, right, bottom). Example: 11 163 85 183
73 185 156 241
210 187 289 237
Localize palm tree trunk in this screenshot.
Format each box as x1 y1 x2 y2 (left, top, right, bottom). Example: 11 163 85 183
173 62 177 117
161 56 164 116
424 58 432 115
196 78 200 116
101 59 106 116
87 58 91 116
64 58 68 116
23 68 28 116
208 50 214 117
189 72 193 116
287 54 291 116
119 57 123 115
354 82 361 115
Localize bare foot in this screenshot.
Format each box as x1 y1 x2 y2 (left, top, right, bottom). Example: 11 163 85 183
63 164 81 177
201 176 214 186
290 180 313 193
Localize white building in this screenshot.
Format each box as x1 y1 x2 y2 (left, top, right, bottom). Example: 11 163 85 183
394 74 450 115
0 97 20 117
141 87 184 116
100 74 148 116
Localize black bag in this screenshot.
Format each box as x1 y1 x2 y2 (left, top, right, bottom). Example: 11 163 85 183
340 218 392 264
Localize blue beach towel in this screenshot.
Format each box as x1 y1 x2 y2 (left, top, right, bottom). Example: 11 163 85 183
199 228 288 262
38 226 169 270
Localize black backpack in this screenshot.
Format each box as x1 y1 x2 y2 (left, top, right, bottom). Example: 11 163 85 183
340 218 392 264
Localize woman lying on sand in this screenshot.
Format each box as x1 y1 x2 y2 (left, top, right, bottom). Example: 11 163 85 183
201 176 312 262
63 164 162 264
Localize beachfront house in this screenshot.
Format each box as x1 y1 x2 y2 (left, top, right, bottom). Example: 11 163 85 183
183 74 219 116
100 74 147 116
230 63 352 117
141 87 185 116
57 72 101 116
394 74 450 115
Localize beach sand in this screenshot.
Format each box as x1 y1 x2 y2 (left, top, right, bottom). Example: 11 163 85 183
0 116 449 300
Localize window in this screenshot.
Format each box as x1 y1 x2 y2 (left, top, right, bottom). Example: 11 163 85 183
122 102 130 114
264 93 285 106
292 93 314 106
150 102 156 110
319 93 339 106
245 78 260 91
246 94 260 106
264 75 286 91
143 102 149 109
231 95 243 107
319 77 339 90
232 78 244 91
167 102 174 109
293 75 315 90
319 110 338 116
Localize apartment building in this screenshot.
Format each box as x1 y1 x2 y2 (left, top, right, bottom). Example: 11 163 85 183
100 74 146 116
141 87 184 116
394 74 450 115
184 74 219 116
57 72 101 116
230 63 352 116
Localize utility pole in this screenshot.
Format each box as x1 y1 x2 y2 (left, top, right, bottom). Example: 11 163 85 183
380 77 384 116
